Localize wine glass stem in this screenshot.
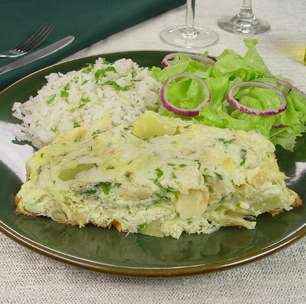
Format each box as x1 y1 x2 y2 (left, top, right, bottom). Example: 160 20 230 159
184 0 198 38
238 0 255 21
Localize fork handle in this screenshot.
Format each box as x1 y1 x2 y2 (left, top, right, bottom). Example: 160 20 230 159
0 36 74 76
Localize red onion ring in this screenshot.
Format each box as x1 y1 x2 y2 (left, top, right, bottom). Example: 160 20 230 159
255 77 306 99
160 73 210 117
273 124 288 128
161 52 216 67
227 81 288 116
291 85 306 99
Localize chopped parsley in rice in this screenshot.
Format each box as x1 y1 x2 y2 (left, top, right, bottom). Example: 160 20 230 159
12 58 161 148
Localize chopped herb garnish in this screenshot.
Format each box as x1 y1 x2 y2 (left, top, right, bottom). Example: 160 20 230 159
137 224 146 232
194 160 201 169
215 172 223 180
240 149 247 166
95 69 105 80
73 122 80 128
47 94 56 105
219 196 226 204
81 79 89 85
60 83 70 100
153 168 166 187
179 164 186 168
82 187 98 195
153 192 171 203
105 66 117 73
155 168 164 179
106 165 115 170
217 138 235 145
153 185 176 203
82 182 114 195
171 172 177 179
95 66 117 82
50 127 57 133
80 95 90 106
102 80 131 91
100 182 112 194
92 129 102 138
162 186 176 193
81 63 94 73
130 67 137 78
120 131 126 138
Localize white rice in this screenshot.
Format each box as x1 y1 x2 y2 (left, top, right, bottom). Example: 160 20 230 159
12 58 161 148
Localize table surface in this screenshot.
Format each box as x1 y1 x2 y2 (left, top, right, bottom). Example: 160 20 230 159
1 1 305 303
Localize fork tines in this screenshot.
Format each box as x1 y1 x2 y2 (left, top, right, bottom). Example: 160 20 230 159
15 25 53 52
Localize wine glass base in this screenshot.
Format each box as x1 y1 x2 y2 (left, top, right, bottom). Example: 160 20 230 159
218 16 270 34
159 25 218 49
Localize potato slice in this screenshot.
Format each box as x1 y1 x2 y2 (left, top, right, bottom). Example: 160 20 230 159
176 190 209 219
59 163 96 181
138 220 164 237
132 111 188 139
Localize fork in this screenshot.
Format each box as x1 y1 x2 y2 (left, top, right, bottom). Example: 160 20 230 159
0 25 53 58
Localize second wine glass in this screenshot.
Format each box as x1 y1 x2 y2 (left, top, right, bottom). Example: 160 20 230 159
218 0 270 34
159 0 218 49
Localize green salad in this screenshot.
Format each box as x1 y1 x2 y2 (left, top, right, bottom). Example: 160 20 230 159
152 39 306 151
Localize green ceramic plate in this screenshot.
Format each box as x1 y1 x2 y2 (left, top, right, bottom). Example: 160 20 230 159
0 51 305 276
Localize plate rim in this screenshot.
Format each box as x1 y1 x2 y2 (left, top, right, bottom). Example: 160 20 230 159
0 50 305 276
0 218 305 276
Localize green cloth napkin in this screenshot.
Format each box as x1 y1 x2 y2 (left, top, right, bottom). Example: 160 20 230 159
0 0 184 90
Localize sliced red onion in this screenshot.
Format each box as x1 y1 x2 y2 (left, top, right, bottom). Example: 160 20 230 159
292 85 306 100
227 81 288 116
161 52 216 67
160 73 210 117
255 77 306 99
273 124 288 128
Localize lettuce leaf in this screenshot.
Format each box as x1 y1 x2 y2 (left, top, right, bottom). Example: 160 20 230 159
152 39 306 151
166 77 206 109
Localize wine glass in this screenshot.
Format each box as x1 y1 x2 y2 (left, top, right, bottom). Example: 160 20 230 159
159 0 218 49
218 0 270 34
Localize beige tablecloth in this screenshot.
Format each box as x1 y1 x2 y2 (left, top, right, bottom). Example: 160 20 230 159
1 0 305 303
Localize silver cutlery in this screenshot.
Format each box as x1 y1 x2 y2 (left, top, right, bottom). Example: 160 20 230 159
0 25 53 58
0 35 75 76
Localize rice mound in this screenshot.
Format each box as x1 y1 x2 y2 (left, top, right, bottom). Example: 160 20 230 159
12 58 161 148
